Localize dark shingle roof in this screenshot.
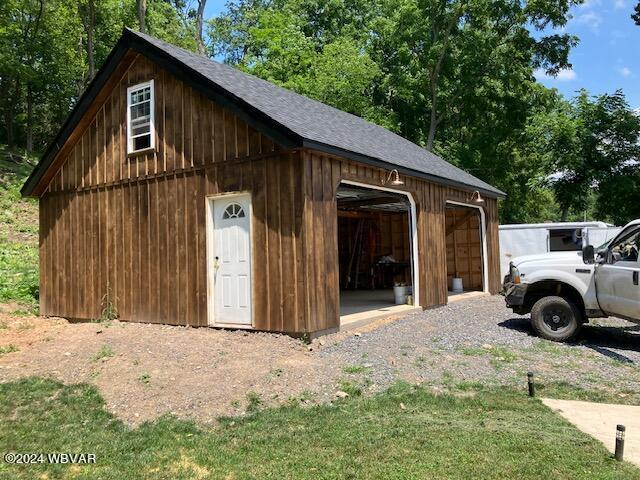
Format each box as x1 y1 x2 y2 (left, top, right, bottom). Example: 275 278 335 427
22 28 505 197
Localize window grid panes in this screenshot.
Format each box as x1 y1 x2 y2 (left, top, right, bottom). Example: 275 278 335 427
223 203 245 219
127 81 154 153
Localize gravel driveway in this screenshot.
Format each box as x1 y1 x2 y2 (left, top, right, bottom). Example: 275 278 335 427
1 295 639 424
320 296 640 398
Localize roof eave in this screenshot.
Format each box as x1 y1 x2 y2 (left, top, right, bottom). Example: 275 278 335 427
22 28 505 201
301 140 506 199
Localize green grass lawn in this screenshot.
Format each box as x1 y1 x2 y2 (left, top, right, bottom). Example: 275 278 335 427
0 378 637 479
0 146 39 311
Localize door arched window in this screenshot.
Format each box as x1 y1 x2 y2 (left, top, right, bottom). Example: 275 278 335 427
222 202 245 219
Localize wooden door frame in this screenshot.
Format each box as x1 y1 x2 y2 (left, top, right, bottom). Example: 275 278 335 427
338 180 420 307
445 200 489 293
205 191 254 328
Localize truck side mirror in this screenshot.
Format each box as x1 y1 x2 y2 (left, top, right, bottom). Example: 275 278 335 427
582 245 595 264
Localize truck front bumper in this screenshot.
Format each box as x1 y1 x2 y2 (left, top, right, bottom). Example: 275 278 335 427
503 282 528 313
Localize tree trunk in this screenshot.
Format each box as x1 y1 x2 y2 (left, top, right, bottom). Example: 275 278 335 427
196 0 207 55
137 0 147 33
425 1 465 152
5 80 21 149
26 87 33 152
426 94 438 151
0 79 18 149
87 0 95 80
561 208 568 222
5 107 14 149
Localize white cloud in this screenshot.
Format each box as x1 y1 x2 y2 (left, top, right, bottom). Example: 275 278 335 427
573 10 603 30
614 0 626 9
556 69 578 81
534 68 577 82
618 66 632 77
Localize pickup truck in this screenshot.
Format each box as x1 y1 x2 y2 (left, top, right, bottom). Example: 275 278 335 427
503 219 640 341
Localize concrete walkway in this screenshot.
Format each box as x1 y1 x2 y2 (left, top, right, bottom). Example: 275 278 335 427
542 398 640 466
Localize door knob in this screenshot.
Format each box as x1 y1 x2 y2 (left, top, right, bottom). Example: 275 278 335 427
214 256 220 270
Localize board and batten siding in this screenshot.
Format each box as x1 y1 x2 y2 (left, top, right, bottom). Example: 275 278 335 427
39 54 307 332
299 151 501 332
38 51 501 334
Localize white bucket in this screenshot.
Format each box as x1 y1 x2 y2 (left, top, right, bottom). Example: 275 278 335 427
393 285 408 304
452 277 464 293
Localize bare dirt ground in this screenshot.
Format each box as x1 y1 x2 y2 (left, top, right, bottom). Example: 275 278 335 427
1 295 639 425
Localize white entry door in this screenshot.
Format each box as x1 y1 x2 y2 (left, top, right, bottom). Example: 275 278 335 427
209 194 252 326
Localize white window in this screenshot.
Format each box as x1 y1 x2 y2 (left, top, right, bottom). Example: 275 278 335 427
127 80 155 154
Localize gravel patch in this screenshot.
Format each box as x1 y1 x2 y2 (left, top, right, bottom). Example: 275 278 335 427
1 295 639 424
321 296 640 397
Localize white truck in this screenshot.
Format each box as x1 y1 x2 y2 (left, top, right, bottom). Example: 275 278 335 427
503 219 640 341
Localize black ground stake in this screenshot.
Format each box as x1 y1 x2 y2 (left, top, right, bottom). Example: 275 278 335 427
615 425 625 461
527 372 535 397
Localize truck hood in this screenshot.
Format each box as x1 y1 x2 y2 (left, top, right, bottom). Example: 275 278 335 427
511 251 586 268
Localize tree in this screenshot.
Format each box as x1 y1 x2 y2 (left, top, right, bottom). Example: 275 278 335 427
137 0 146 32
372 0 580 151
0 0 197 152
209 1 384 120
633 1 640 25
539 90 640 223
209 0 587 222
80 0 96 80
0 0 82 151
195 0 207 55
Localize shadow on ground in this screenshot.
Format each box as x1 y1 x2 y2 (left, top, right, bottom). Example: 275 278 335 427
498 317 640 364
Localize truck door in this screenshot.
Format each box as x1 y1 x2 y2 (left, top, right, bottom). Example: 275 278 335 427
595 225 640 320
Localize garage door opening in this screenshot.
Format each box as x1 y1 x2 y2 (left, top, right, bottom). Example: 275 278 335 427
445 203 487 300
337 182 420 327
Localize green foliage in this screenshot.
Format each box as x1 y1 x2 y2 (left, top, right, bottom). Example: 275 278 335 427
209 2 385 121
100 283 119 321
1 0 638 229
0 0 198 152
2 378 640 479
245 391 263 413
92 344 115 362
338 379 362 396
342 364 371 374
210 0 637 224
0 344 19 356
0 147 39 306
529 90 640 224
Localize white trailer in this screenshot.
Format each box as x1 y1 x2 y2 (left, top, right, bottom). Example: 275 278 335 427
499 222 621 278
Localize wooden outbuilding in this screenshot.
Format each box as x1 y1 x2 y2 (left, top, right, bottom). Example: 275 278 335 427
22 29 505 336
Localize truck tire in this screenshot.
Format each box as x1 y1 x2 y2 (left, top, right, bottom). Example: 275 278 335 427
530 296 581 342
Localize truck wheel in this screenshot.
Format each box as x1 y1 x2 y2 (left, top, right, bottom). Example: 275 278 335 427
530 296 581 342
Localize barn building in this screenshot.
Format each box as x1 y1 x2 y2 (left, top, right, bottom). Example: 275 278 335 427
22 29 505 336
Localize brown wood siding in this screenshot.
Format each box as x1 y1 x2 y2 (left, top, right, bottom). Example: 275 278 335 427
300 151 502 332
38 51 501 334
39 55 307 332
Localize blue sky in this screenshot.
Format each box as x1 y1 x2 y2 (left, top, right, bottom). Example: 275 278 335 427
205 1 226 24
206 0 640 108
534 0 640 108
